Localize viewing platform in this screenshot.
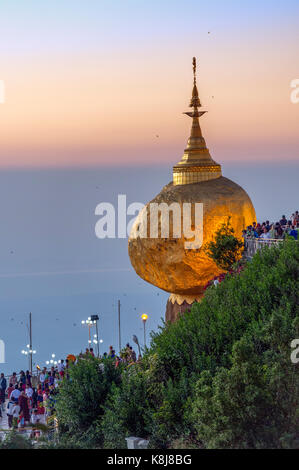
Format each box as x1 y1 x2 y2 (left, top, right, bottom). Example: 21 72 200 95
244 237 284 260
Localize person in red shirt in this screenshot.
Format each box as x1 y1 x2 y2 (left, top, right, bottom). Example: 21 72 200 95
7 382 14 399
89 348 95 357
9 372 18 386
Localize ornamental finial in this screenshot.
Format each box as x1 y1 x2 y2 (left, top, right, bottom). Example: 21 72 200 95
188 57 201 109
192 57 196 84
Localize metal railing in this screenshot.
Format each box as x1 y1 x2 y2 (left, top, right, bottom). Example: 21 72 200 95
244 237 284 260
3 371 40 382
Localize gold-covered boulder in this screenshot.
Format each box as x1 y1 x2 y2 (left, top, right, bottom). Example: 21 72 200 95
128 176 255 296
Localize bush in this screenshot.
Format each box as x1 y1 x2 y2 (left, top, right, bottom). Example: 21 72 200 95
55 356 123 446
147 239 298 447
57 240 299 449
191 306 299 448
101 365 152 448
0 430 33 449
204 216 244 270
150 240 298 377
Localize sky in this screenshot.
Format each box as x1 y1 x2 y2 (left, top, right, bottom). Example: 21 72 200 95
0 0 298 167
0 1 298 374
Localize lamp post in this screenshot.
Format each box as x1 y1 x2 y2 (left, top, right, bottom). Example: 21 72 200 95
81 317 94 348
93 335 103 356
21 346 37 371
82 315 101 356
141 314 148 349
29 312 33 373
90 315 100 357
118 300 121 354
24 312 34 373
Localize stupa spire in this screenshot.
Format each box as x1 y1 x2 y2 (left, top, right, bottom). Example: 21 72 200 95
184 57 205 141
190 57 201 108
173 57 222 185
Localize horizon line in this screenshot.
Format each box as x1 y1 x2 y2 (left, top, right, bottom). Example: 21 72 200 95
0 159 298 172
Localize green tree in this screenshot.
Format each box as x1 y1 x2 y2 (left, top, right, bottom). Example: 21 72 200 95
55 356 123 446
191 306 299 448
147 240 298 447
56 240 299 449
204 216 244 270
101 366 152 448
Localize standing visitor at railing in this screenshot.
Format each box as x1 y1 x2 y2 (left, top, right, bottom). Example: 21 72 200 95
242 209 298 259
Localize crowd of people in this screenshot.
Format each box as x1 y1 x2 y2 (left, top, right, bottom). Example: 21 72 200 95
78 343 141 366
0 365 64 434
0 342 139 434
243 211 299 241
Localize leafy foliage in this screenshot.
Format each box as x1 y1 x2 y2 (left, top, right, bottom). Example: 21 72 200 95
101 366 152 448
191 308 299 448
103 239 298 448
204 216 244 270
53 240 298 449
54 356 123 446
0 430 33 449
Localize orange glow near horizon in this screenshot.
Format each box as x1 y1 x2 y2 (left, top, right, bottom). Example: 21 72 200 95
0 8 298 168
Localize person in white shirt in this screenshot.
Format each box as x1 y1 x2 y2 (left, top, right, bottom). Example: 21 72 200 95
25 384 33 398
11 403 21 428
30 409 42 439
259 228 271 240
39 372 45 385
6 400 15 428
12 403 20 417
58 360 65 378
31 409 41 425
10 385 21 402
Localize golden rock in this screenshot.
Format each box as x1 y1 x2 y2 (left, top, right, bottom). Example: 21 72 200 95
128 58 256 319
128 176 255 296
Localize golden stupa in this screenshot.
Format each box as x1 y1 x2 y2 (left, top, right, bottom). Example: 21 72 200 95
128 58 256 322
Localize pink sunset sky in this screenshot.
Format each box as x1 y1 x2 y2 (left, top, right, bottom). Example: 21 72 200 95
0 0 298 168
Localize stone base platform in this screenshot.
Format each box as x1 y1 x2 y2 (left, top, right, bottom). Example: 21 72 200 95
165 293 203 323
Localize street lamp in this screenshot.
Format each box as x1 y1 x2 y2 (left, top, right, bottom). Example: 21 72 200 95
45 353 58 367
141 314 148 349
82 315 100 356
81 317 94 348
90 315 100 357
93 334 103 356
21 346 36 371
